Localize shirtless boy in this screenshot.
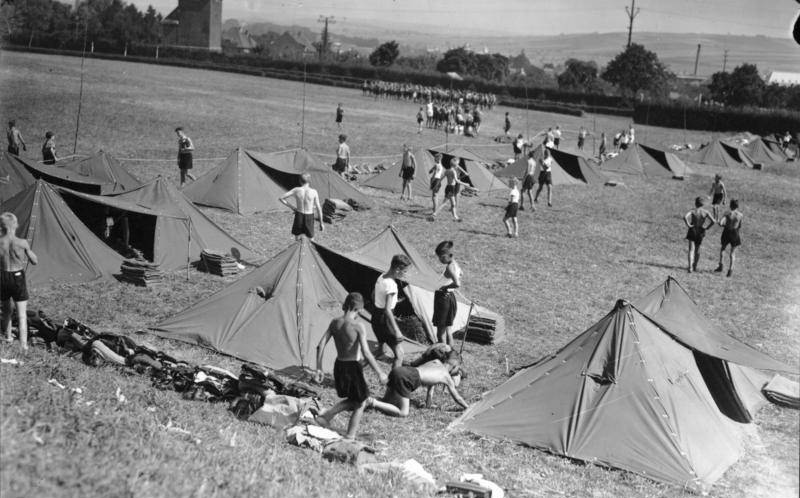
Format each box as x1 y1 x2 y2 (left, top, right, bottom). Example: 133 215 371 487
333 134 350 178
367 349 468 417
715 199 743 277
1 213 38 352
519 150 536 211
533 148 553 207
428 153 445 214
399 144 416 202
708 174 727 220
684 196 716 273
315 293 387 439
431 158 467 222
278 173 324 240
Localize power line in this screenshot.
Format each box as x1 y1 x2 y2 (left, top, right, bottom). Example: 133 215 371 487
317 15 335 61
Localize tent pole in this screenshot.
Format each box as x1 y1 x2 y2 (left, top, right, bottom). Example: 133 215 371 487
459 301 475 357
186 219 191 281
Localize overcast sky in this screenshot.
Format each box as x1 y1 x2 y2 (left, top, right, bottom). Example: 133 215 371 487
136 0 798 38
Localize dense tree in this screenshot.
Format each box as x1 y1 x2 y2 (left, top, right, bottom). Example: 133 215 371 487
368 40 399 67
557 59 600 93
436 47 509 82
601 43 671 99
708 63 765 107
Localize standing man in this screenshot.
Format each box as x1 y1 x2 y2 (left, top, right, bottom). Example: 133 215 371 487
708 174 727 221
6 121 26 155
577 126 587 151
533 148 553 207
715 199 743 277
315 292 387 440
399 144 416 202
553 125 562 149
372 254 411 369
512 134 525 160
416 107 425 134
333 134 350 179
279 173 324 240
519 150 536 211
1 212 38 352
335 103 344 130
433 241 462 346
598 132 607 163
175 127 196 187
41 131 57 165
503 178 520 238
429 153 445 215
504 112 511 137
683 196 715 273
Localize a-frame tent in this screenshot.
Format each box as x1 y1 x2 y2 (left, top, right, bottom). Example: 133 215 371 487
633 276 793 421
246 148 374 208
636 143 691 179
181 148 289 214
22 150 142 194
152 238 423 372
427 145 505 194
692 140 755 168
496 147 604 186
1 180 123 286
57 177 260 270
315 226 503 343
361 148 436 194
450 300 747 493
0 152 36 201
599 146 645 177
745 137 787 165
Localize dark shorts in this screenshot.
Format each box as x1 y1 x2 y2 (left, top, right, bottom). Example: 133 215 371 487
333 360 369 402
554 138 560 147
522 174 535 191
444 184 460 199
686 227 706 244
336 116 343 124
371 308 401 347
513 145 522 155
721 228 741 249
577 137 585 148
539 170 552 185
504 201 519 219
178 153 193 170
291 212 315 238
712 193 724 205
430 177 442 193
388 366 422 398
43 151 56 165
8 144 19 155
333 157 347 173
432 290 457 328
620 143 629 150
401 167 415 181
1 270 29 302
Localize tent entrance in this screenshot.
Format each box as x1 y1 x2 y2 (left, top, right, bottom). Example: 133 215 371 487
693 351 753 423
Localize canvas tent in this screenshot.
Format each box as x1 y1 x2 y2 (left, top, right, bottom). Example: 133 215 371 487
450 300 747 493
744 137 787 165
57 177 259 270
22 151 141 194
181 148 289 214
1 180 123 286
497 148 603 186
246 148 374 208
361 148 436 194
692 140 755 169
0 152 36 201
427 145 505 194
314 226 503 343
153 238 424 372
599 144 690 179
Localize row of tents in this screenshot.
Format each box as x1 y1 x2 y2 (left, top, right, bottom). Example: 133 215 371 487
692 135 793 170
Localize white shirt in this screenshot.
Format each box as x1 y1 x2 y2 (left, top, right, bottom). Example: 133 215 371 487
374 275 398 310
554 129 562 138
542 156 553 171
509 187 520 203
526 158 536 176
431 162 444 180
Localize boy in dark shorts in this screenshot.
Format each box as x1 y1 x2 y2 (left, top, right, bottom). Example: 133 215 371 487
683 196 716 273
399 144 416 202
504 112 511 136
708 174 727 220
335 103 344 130
279 173 324 240
431 158 466 222
433 241 463 346
533 148 553 207
175 127 196 187
372 254 411 369
429 153 445 214
715 199 743 277
1 212 38 352
333 134 350 178
520 150 536 211
503 178 520 238
366 348 468 417
41 131 57 164
315 293 387 439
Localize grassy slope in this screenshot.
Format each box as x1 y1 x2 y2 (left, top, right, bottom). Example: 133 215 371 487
0 50 798 498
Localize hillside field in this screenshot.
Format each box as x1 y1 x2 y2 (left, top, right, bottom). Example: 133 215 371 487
0 50 798 498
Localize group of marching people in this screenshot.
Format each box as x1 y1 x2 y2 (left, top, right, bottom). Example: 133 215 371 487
416 101 483 136
362 80 496 109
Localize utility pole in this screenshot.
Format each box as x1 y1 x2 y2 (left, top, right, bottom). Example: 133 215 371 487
722 49 729 73
317 15 335 61
693 44 701 76
625 0 640 48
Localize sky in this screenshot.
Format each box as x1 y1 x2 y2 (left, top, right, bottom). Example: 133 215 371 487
136 0 799 39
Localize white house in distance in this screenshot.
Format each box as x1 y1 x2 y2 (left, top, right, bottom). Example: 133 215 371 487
767 71 800 86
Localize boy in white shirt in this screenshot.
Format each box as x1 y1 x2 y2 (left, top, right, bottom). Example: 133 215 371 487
372 255 412 369
503 178 520 238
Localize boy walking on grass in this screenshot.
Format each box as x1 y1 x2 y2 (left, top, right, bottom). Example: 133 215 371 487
315 293 387 440
684 196 716 273
519 150 536 211
175 127 196 187
1 212 38 352
503 178 520 238
715 199 743 277
372 255 412 369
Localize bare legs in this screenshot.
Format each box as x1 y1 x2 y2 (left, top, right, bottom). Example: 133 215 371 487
432 196 460 221
503 216 518 238
716 246 736 277
316 399 367 439
533 184 552 207
687 241 700 272
2 299 28 352
436 326 453 347
179 169 195 187
368 391 410 418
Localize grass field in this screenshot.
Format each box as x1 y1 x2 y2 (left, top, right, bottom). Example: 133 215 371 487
0 50 798 498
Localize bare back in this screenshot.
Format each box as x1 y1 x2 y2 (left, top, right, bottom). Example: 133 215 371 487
0 235 30 272
328 316 364 361
416 360 454 385
288 185 319 214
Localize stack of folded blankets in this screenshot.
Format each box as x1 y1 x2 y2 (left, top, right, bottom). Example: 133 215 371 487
322 198 353 224
454 314 500 345
199 250 240 276
120 259 164 286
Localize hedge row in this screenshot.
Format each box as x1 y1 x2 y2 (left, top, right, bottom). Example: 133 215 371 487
499 97 584 117
633 103 800 135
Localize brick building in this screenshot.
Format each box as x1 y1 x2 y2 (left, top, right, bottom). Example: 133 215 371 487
162 0 222 52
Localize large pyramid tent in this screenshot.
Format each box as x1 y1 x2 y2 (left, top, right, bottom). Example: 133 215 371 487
496 146 605 186
153 238 424 372
1 180 123 286
361 148 436 195
0 152 36 201
636 143 691 179
692 140 755 168
745 137 787 165
246 148 374 208
450 300 746 493
315 226 503 343
181 148 289 214
22 150 141 194
598 146 645 176
57 177 259 270
427 145 505 194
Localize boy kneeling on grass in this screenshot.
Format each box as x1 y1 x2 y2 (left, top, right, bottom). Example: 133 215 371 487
315 292 387 439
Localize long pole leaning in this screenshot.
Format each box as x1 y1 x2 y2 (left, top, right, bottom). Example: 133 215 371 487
300 58 307 149
73 18 88 155
459 301 475 357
